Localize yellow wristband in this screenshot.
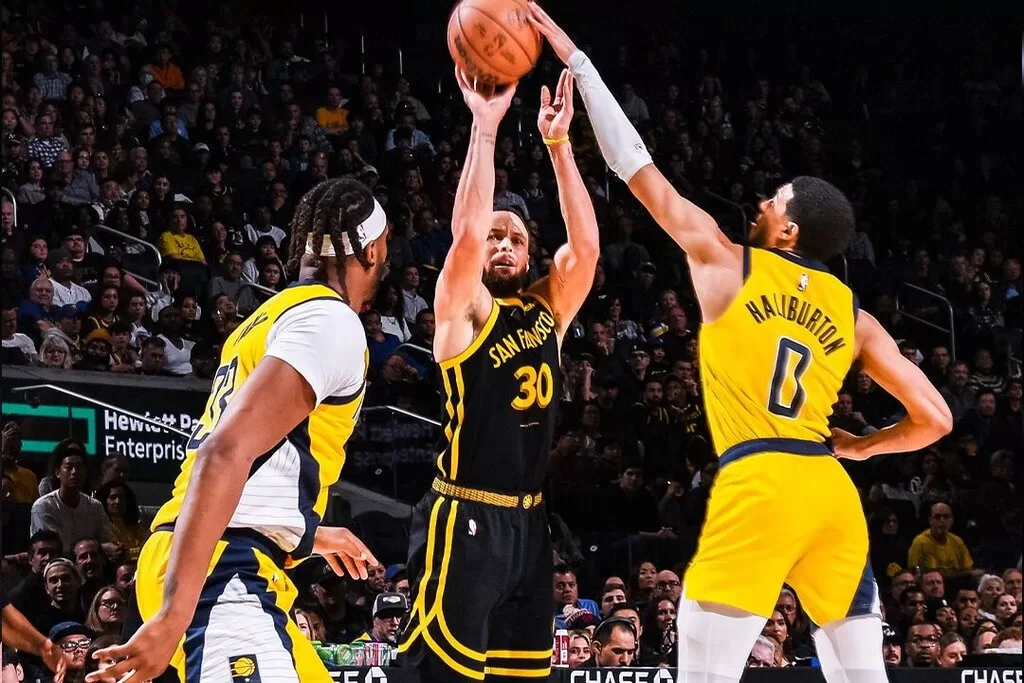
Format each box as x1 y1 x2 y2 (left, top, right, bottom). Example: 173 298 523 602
543 135 570 147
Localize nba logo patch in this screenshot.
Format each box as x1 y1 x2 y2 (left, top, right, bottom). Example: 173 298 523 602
228 655 261 683
468 519 477 536
797 273 809 292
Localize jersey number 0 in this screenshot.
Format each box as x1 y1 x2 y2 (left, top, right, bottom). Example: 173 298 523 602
768 338 811 419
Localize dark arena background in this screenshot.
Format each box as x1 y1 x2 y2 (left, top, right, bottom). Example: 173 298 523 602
1 0 1022 679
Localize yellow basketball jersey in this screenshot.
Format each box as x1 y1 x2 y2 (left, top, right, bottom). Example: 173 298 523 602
700 248 856 459
151 283 368 565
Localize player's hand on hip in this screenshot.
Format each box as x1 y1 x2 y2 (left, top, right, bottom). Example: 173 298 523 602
537 69 574 140
313 526 380 581
84 615 184 683
454 66 517 127
527 3 579 65
830 427 867 461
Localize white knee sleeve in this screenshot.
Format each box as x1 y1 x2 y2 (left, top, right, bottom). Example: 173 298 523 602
676 597 767 683
813 615 889 683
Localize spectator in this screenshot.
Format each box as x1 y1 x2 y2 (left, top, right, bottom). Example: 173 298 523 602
598 584 629 618
882 622 903 666
355 593 407 645
400 265 429 328
37 334 72 369
567 631 592 668
937 632 967 667
2 422 38 503
74 329 114 372
48 249 90 309
652 570 682 605
907 502 974 573
18 276 61 345
242 203 286 249
639 598 677 666
590 618 636 667
26 560 85 636
994 594 1018 627
46 621 91 678
1003 569 1022 603
904 622 940 667
34 54 73 103
927 598 958 634
147 44 184 91
994 627 1022 650
9 530 63 613
157 205 206 265
207 250 246 306
967 349 1006 396
492 169 529 219
93 480 148 562
155 305 194 376
762 609 793 666
29 446 117 555
921 570 946 599
554 566 600 630
941 361 975 423
81 286 121 337
187 339 219 380
898 586 928 630
597 461 662 535
747 635 777 668
25 114 68 168
84 585 126 638
72 538 106 609
363 311 401 372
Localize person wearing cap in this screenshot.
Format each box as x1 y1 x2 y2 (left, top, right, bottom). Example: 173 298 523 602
88 178 383 683
2 602 69 681
926 598 959 634
354 593 408 645
74 329 113 372
881 622 902 665
48 621 93 675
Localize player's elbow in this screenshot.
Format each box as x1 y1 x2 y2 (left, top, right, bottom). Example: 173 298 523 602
912 398 953 441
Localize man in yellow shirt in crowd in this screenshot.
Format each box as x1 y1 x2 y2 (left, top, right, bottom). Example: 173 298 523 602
157 205 206 264
908 502 975 574
315 87 349 140
2 422 38 504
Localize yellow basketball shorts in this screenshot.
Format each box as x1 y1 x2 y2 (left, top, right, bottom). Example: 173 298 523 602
135 527 330 683
684 441 879 626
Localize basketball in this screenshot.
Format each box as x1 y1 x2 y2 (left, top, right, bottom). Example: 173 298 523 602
447 0 542 87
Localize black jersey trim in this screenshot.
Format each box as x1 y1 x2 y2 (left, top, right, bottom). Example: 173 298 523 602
437 300 501 371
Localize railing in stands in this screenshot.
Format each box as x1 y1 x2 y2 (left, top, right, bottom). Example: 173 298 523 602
895 282 957 361
11 383 190 437
93 223 163 267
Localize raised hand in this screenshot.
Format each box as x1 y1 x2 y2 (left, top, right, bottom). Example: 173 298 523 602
527 3 579 65
454 67 517 128
537 69 574 141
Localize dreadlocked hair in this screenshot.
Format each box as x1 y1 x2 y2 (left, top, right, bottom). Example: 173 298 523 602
286 177 376 279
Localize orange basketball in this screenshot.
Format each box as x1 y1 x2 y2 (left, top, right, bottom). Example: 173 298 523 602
447 0 542 87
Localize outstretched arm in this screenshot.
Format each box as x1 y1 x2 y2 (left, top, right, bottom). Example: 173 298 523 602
832 312 953 460
528 4 732 267
528 70 599 340
2 603 68 680
434 70 516 334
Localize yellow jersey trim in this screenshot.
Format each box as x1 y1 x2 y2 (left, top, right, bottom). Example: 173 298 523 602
437 300 501 371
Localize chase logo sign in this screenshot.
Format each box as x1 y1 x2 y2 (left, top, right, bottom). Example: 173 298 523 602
570 670 674 683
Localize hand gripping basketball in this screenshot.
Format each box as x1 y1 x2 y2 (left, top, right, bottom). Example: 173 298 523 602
526 2 578 65
454 66 518 127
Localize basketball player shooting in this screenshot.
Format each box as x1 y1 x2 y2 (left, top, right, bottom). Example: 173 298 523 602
530 6 953 683
397 68 598 682
86 178 385 683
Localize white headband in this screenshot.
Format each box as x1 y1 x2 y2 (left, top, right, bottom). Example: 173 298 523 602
305 198 387 258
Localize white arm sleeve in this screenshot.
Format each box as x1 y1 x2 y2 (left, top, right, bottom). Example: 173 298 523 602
264 299 367 406
568 51 653 183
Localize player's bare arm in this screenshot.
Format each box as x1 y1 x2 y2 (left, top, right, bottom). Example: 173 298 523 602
529 4 741 321
527 68 600 341
3 602 69 680
433 68 517 363
86 359 377 683
832 312 953 460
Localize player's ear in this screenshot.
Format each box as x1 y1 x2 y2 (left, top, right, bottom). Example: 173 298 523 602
782 220 799 245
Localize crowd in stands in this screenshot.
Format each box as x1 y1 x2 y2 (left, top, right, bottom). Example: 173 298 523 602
1 0 1021 679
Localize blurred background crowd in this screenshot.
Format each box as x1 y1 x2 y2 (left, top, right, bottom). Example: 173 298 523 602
1 0 1021 679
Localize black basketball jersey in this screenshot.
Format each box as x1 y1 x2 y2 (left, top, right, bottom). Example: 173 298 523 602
435 293 561 493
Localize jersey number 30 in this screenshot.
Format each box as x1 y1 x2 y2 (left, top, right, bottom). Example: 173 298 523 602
512 363 554 410
768 338 811 418
187 358 239 449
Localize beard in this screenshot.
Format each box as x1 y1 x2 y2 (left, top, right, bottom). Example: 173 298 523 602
749 215 771 247
482 266 526 299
